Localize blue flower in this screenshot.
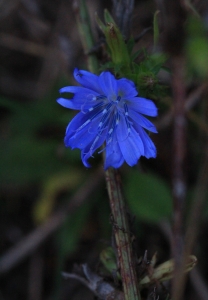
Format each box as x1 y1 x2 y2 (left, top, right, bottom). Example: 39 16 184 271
57 68 158 169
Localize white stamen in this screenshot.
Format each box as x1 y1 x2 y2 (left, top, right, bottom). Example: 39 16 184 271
108 128 113 134
77 119 91 131
90 135 99 154
107 138 112 144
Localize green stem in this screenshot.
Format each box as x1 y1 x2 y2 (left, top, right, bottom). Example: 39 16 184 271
105 168 141 300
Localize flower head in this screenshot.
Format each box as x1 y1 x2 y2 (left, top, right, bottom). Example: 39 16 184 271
57 68 158 169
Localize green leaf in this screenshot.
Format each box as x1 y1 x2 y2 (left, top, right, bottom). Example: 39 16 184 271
185 16 208 78
100 246 117 275
186 37 208 77
131 49 143 62
125 170 172 223
127 37 135 55
96 9 131 71
104 9 116 24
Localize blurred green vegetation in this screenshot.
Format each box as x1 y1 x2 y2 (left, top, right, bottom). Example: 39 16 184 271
126 170 172 223
0 80 81 185
186 15 208 78
1 3 208 300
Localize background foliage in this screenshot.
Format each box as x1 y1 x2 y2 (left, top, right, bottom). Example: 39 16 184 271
0 0 208 299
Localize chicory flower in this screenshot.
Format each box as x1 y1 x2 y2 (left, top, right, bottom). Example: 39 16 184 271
57 68 157 169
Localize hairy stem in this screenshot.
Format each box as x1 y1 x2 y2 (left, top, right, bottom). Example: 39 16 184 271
105 168 141 300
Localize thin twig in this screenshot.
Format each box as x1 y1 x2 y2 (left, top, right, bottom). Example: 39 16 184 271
0 167 103 275
112 0 135 39
159 220 208 300
184 143 208 254
0 33 59 57
73 0 99 73
173 140 208 299
156 83 208 130
171 55 187 300
62 265 125 300
36 2 68 97
28 250 43 300
134 27 152 43
157 3 187 297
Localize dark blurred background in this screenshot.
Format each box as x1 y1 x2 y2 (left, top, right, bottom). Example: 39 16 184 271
1 0 208 299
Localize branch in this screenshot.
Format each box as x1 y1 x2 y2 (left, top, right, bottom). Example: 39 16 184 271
0 168 103 275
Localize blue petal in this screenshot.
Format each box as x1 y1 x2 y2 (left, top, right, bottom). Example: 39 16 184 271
59 86 89 94
64 110 102 146
104 134 124 169
64 113 84 142
66 109 106 150
57 98 75 109
129 109 158 133
81 129 107 167
136 127 157 158
81 151 91 168
66 124 98 150
128 97 158 116
117 115 144 166
73 68 102 94
99 72 118 99
58 87 100 110
117 78 138 98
